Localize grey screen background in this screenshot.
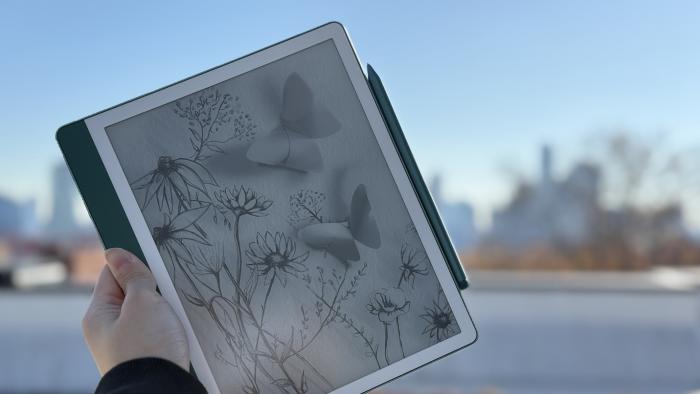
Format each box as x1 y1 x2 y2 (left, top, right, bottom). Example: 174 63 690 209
105 40 460 394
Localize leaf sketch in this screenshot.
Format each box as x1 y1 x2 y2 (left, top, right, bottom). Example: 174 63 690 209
246 73 341 172
190 245 226 294
174 88 257 162
152 205 212 268
131 156 217 213
288 189 326 228
191 244 225 278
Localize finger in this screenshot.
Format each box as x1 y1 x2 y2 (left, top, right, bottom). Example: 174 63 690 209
91 265 124 307
83 266 123 332
105 248 156 294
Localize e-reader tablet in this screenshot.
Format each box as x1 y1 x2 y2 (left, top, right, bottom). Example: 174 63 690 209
57 22 477 394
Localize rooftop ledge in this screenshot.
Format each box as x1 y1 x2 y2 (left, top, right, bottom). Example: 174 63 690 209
467 267 700 293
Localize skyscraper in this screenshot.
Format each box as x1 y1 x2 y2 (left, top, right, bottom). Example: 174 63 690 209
540 144 553 188
45 163 78 237
429 175 477 251
0 195 37 236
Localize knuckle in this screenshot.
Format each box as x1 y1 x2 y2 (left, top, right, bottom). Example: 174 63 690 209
81 310 96 333
119 269 150 285
128 286 157 303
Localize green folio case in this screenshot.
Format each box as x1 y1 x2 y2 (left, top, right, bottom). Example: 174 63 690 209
57 120 147 263
56 67 470 290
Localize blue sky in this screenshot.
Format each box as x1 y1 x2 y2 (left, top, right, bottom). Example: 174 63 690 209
2 0 699 228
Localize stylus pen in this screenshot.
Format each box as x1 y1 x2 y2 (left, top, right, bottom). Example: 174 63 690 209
366 64 470 290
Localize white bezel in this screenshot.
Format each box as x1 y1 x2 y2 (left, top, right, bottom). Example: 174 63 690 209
84 22 476 394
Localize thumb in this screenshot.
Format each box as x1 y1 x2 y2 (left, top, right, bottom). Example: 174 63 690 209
105 248 156 294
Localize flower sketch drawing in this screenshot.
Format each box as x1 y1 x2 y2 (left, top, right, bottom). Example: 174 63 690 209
367 288 411 324
421 290 458 343
105 40 463 393
247 231 309 285
215 186 273 218
131 156 217 213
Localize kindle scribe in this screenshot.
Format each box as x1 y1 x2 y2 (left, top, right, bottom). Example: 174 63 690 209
57 22 477 394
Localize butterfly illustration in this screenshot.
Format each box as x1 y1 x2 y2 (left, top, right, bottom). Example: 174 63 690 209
299 184 381 262
246 72 341 172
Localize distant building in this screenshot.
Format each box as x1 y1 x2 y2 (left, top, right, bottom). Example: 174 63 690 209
45 163 79 237
489 145 602 247
0 195 38 236
488 144 689 253
67 243 106 285
429 175 477 251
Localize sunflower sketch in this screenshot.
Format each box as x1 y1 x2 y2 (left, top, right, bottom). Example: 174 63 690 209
246 231 309 286
131 156 217 213
420 291 457 342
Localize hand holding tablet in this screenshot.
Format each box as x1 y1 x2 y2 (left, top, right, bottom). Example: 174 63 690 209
58 22 477 394
83 248 190 375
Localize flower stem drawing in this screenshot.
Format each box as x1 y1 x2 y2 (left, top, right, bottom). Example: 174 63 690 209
215 186 272 293
383 323 390 365
367 287 410 366
396 316 406 358
306 275 381 369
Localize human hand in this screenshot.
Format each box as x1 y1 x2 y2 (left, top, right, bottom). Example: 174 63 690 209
82 248 190 375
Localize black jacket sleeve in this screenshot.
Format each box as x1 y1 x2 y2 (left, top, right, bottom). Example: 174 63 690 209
95 358 207 394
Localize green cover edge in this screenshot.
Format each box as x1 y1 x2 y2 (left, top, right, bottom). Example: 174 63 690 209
56 121 147 264
366 65 470 289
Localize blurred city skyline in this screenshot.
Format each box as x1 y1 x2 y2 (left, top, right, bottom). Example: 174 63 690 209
2 4 700 393
2 0 700 229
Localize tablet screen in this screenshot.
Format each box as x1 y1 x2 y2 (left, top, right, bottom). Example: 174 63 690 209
104 38 462 393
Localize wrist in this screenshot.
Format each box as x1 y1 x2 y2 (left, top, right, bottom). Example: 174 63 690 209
96 357 205 394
